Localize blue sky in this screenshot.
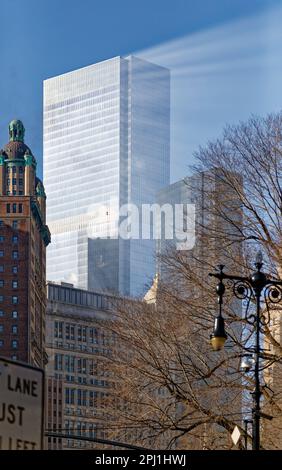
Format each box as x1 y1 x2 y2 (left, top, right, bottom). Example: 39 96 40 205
0 0 281 181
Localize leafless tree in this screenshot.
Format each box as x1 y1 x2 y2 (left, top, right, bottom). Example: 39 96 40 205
104 112 282 450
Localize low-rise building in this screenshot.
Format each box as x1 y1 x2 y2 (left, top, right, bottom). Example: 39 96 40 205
45 281 115 449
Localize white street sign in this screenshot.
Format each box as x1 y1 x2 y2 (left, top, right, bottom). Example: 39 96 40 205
231 425 241 446
0 357 44 450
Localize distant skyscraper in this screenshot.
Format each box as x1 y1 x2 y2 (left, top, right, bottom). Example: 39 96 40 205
44 56 170 297
0 120 50 367
157 169 243 277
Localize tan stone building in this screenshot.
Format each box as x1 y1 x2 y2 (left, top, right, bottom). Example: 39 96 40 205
0 120 50 367
45 281 115 449
263 301 282 449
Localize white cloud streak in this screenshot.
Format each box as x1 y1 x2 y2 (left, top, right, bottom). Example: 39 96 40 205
135 4 282 182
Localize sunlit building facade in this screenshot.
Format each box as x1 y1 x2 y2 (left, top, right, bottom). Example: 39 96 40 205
43 56 170 297
45 282 115 449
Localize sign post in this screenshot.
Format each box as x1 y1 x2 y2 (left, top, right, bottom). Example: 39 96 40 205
0 357 44 450
231 425 241 447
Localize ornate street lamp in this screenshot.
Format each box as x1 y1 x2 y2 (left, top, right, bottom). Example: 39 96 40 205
210 266 227 351
209 252 282 450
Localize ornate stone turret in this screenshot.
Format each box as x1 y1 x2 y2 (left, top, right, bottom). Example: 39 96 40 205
3 119 32 163
9 119 25 142
0 119 50 245
144 273 159 305
0 120 37 196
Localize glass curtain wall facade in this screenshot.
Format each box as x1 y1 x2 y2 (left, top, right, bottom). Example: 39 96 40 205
44 56 170 297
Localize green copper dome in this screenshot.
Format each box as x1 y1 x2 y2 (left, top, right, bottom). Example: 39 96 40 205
9 119 25 142
3 120 33 161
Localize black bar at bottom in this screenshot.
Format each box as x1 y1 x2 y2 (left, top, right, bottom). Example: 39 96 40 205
0 450 281 468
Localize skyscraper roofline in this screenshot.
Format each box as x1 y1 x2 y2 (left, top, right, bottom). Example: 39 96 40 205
44 54 169 84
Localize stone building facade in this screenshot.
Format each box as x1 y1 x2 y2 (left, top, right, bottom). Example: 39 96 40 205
45 282 115 449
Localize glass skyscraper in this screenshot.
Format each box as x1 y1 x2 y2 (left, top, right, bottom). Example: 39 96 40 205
43 56 170 297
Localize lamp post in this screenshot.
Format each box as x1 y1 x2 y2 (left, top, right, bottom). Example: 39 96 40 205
209 253 282 450
243 419 253 450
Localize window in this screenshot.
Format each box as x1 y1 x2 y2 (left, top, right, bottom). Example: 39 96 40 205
12 235 18 244
0 325 4 333
90 327 99 344
0 340 4 347
19 179 23 186
0 236 4 242
19 167 23 174
70 325 75 340
89 424 96 439
12 296 18 304
65 355 70 371
81 422 86 437
0 220 3 227
19 191 23 195
12 325 18 334
7 178 10 185
0 251 3 257
11 340 18 349
6 204 10 213
65 388 70 405
77 390 82 406
0 296 4 302
54 321 63 339
12 178 17 185
12 190 16 196
12 311 18 319
0 266 3 273
70 356 75 372
0 280 4 288
82 391 87 407
12 281 18 289
12 251 18 259
12 266 18 274
19 204 23 214
65 388 75 405
12 166 16 173
82 327 87 342
65 420 70 435
12 221 18 229
65 355 75 373
7 191 10 196
77 327 81 341
11 355 17 361
89 360 97 376
77 359 87 375
0 311 4 317
12 204 17 213
89 391 97 407
55 354 63 371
